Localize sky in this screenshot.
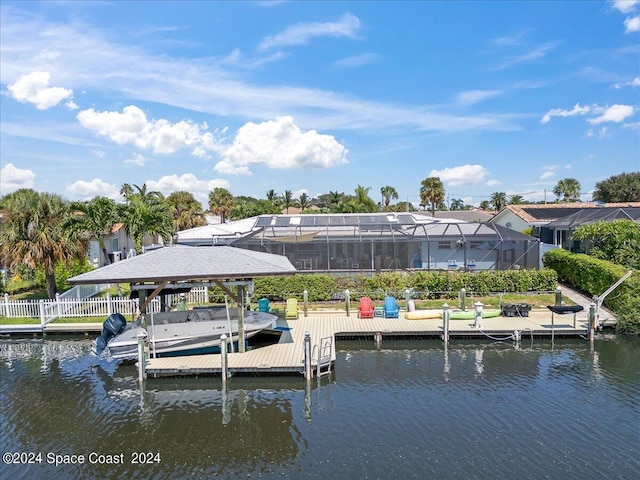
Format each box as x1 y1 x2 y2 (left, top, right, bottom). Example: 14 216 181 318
1 1 639 209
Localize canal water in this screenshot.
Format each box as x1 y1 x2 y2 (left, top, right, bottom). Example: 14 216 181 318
1 334 638 479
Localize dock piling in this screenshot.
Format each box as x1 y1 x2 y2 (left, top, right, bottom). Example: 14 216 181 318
137 329 148 383
474 302 483 329
442 303 450 343
303 331 312 380
220 334 229 382
459 288 466 311
589 303 596 343
345 289 350 317
303 290 308 317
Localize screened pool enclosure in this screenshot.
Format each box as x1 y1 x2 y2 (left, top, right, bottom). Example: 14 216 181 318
177 213 541 272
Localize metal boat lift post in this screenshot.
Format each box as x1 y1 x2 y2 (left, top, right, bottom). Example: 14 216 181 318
593 270 633 327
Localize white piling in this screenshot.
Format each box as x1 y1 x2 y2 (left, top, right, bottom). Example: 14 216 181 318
474 301 483 329
589 303 596 343
136 329 148 383
459 288 466 311
442 303 450 343
220 334 229 382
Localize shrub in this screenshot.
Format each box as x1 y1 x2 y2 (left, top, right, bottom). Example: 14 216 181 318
543 249 639 334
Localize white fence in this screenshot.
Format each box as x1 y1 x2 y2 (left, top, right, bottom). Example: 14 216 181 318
1 287 209 326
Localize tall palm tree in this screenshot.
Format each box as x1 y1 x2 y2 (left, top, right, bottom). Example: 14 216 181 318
208 187 234 223
298 192 309 212
553 178 581 202
490 192 508 211
282 190 293 214
0 189 87 298
380 186 399 212
63 196 119 266
509 194 524 205
479 200 490 210
450 198 465 211
120 183 172 253
266 189 278 203
166 191 206 232
354 185 376 212
420 177 445 216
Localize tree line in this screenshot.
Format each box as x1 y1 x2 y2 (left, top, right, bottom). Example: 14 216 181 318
1 172 637 299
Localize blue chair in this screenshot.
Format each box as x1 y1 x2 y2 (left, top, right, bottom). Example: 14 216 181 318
255 298 270 313
383 296 400 318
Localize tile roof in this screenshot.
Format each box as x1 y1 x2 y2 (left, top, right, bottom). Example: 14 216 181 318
501 202 640 223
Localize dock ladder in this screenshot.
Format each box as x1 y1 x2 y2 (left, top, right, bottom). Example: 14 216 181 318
313 336 333 378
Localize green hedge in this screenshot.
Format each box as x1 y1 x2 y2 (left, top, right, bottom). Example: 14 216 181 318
207 269 558 303
543 249 639 334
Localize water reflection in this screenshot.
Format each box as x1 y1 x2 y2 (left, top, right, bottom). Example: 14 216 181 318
1 335 638 480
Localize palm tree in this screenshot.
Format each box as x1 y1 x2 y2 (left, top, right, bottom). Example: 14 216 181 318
354 185 377 212
63 196 119 266
420 177 445 216
450 198 465 211
479 200 490 210
120 183 172 253
282 190 293 214
298 192 309 212
509 194 524 205
490 192 508 211
166 191 206 232
0 189 87 298
553 178 581 202
208 187 234 223
380 186 399 212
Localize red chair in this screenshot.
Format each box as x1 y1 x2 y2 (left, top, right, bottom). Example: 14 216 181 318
358 296 375 318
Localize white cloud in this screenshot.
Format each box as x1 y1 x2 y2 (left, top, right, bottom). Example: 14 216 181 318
91 150 106 159
493 41 559 70
65 178 120 200
146 173 230 205
456 90 502 106
613 76 640 88
292 189 308 198
587 104 634 124
541 103 591 123
333 53 380 69
7 71 73 110
587 127 610 139
259 13 361 51
612 0 639 14
215 116 348 175
0 163 36 191
624 121 640 130
65 100 79 110
124 154 149 166
540 171 555 180
485 179 501 187
429 164 489 187
624 15 640 32
76 105 225 157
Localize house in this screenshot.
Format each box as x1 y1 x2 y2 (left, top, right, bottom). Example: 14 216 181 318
177 212 541 271
541 207 640 251
87 223 165 267
490 202 640 237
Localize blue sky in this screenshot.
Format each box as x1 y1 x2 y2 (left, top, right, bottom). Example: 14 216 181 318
1 1 638 208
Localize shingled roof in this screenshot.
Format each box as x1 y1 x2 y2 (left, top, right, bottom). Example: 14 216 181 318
68 245 296 285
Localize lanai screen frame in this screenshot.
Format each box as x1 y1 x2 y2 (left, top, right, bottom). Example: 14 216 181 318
228 213 540 272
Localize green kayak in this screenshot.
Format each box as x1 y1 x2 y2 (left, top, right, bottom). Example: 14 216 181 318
447 309 502 320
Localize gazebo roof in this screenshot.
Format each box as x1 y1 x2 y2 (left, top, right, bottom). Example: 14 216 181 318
68 245 296 285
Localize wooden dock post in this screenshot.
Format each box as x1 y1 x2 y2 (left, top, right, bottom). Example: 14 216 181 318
345 289 350 317
303 331 312 380
588 303 596 343
220 334 229 382
555 287 562 306
459 288 466 311
303 290 308 317
137 329 147 383
442 303 450 343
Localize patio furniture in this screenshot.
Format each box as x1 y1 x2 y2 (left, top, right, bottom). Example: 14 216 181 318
448 259 458 270
374 306 385 318
383 296 400 318
285 298 299 319
358 297 375 318
255 298 270 313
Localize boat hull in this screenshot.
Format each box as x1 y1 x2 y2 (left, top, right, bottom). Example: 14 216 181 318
98 309 277 361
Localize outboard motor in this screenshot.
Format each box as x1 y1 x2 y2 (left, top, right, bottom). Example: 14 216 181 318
93 313 127 355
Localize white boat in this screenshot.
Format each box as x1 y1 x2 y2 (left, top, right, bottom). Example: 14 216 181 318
93 307 278 361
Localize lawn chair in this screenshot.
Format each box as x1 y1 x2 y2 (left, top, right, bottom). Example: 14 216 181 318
255 297 270 313
383 296 400 318
285 298 299 319
358 296 374 318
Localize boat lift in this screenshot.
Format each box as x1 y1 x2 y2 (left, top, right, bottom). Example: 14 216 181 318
593 270 633 327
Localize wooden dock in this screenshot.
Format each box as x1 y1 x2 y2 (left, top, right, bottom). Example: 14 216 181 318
144 308 596 377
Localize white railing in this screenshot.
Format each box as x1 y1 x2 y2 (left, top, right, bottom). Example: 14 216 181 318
1 287 209 325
